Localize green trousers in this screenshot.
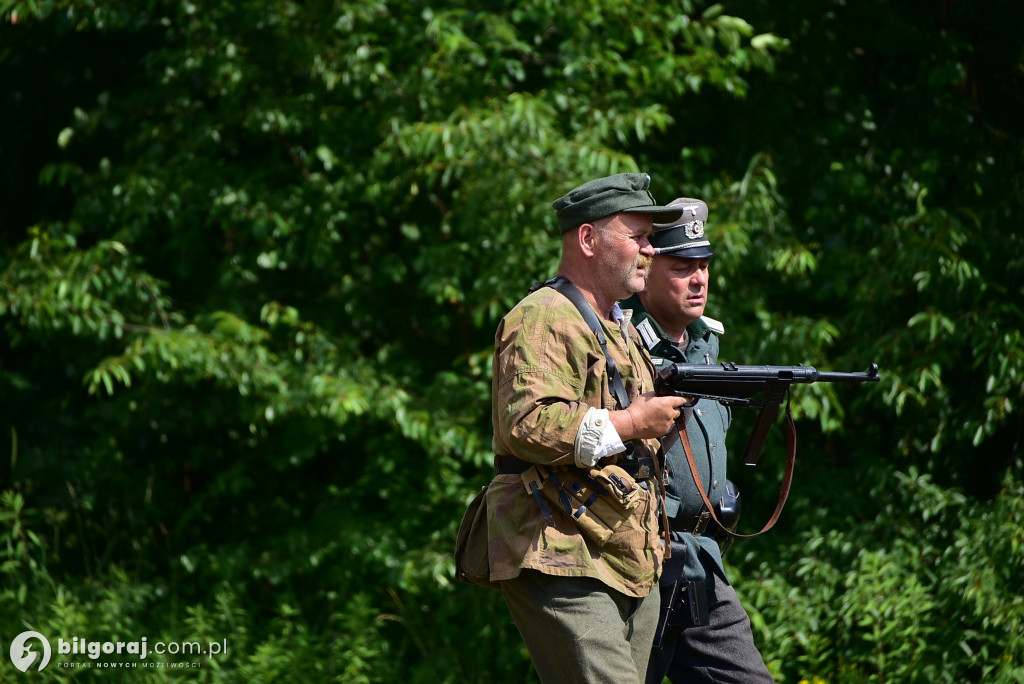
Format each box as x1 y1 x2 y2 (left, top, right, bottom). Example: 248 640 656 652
501 569 660 684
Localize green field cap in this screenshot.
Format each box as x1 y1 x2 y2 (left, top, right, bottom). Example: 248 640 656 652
552 172 684 233
651 197 715 259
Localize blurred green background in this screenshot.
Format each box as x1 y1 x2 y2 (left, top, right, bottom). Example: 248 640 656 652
1 1 1022 681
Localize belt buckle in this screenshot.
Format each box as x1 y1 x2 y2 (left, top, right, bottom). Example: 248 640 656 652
692 511 711 535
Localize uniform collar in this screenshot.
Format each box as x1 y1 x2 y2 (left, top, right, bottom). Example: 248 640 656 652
620 294 712 353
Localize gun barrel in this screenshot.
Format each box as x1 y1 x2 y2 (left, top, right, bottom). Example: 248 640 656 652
814 363 880 383
655 362 880 398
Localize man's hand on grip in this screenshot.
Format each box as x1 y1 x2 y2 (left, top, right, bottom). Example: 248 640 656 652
613 392 688 440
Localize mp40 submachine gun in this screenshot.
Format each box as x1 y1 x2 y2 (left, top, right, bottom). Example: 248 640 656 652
654 362 880 539
655 361 880 465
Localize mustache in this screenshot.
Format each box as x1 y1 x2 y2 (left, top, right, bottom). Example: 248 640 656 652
635 255 654 271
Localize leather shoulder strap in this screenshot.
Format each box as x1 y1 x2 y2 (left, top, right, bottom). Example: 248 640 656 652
534 277 631 410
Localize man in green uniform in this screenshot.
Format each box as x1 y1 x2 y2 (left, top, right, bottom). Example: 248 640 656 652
621 198 774 683
488 173 690 684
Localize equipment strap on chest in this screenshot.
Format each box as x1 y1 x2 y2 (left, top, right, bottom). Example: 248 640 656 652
532 276 631 409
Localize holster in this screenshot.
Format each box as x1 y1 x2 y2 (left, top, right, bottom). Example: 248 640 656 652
653 540 709 649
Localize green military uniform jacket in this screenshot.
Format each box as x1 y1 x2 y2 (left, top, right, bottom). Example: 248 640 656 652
620 294 731 584
487 286 664 597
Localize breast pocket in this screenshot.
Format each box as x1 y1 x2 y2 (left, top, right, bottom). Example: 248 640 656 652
583 350 614 409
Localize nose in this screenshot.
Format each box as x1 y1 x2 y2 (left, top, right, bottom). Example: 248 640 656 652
638 236 655 256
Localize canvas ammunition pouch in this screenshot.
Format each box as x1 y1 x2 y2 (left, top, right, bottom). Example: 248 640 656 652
520 463 643 546
453 486 500 590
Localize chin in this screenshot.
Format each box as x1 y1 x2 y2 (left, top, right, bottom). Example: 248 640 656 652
682 306 705 319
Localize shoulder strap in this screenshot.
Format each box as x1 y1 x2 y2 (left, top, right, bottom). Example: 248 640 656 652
533 277 631 409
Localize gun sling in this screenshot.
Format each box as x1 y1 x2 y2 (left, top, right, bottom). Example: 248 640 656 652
666 403 797 540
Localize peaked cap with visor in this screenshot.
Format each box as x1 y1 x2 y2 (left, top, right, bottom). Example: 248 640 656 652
552 173 684 233
650 197 715 259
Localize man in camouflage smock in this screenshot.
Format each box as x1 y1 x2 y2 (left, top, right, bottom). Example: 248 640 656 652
622 198 773 683
488 173 689 684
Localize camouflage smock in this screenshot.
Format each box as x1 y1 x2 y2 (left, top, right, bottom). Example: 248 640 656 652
487 285 664 598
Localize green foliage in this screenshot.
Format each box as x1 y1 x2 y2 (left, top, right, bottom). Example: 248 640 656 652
740 469 1024 683
0 0 1022 681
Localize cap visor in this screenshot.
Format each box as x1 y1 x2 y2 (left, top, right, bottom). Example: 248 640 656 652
656 246 716 259
622 206 684 223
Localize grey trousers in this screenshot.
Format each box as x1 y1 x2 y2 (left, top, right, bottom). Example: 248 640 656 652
501 569 661 684
646 566 773 683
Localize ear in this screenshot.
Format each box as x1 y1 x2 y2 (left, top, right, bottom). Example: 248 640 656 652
578 222 598 258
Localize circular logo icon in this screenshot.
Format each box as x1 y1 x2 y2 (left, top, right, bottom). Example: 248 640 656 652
9 631 52 672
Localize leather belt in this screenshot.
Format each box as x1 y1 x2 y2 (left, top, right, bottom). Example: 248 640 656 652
495 454 532 475
672 511 713 536
494 454 656 479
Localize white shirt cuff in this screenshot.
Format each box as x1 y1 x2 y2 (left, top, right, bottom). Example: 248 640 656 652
574 407 627 468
